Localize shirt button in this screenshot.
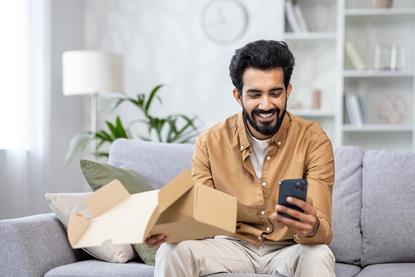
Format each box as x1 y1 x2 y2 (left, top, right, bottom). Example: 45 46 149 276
260 210 266 216
266 156 271 161
240 145 244 150
266 227 271 232
277 141 282 146
261 182 267 187
257 236 263 241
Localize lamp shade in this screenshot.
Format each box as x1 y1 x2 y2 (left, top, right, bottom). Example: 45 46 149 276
62 51 123 96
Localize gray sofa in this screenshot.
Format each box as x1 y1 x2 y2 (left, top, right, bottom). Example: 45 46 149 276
1 139 415 277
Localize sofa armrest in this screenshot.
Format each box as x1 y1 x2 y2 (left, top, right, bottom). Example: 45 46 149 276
0 213 80 277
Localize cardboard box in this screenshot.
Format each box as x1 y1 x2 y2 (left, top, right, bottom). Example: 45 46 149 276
67 169 237 248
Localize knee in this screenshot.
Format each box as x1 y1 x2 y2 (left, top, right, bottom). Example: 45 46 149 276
155 241 194 264
299 244 335 265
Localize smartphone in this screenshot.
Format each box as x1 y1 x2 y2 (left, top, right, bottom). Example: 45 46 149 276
277 179 308 221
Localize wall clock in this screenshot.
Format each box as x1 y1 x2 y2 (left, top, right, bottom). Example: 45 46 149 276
201 0 249 44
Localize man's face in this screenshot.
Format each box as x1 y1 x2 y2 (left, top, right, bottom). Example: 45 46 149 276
233 67 291 140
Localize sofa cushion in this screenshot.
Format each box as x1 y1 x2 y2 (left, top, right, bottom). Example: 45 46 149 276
45 193 136 264
329 146 364 265
44 260 154 277
45 260 358 277
356 263 415 277
361 150 415 266
109 139 194 189
80 159 153 193
79 159 157 265
334 263 361 277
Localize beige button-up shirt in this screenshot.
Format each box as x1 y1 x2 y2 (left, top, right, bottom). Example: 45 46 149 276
191 112 334 246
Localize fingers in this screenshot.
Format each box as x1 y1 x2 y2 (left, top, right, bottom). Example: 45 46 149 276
145 234 168 248
285 196 316 216
272 211 316 236
274 204 314 225
272 196 318 237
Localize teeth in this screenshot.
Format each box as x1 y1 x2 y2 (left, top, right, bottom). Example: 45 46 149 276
258 113 273 118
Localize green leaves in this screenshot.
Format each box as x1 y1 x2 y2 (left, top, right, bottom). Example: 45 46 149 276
65 133 95 164
66 84 200 164
65 116 130 164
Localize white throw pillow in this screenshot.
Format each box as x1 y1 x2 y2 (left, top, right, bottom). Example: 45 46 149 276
45 192 135 263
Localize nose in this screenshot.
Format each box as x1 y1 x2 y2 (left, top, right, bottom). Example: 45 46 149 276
258 95 273 111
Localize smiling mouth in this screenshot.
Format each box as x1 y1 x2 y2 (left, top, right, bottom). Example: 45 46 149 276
255 111 277 122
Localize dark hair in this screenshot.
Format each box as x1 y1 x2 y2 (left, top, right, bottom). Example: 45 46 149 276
229 40 295 92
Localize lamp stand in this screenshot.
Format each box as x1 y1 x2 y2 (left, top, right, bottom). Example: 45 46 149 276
90 93 98 158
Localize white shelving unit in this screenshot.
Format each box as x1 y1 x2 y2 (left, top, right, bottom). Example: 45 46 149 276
281 0 415 151
281 0 340 145
341 0 415 151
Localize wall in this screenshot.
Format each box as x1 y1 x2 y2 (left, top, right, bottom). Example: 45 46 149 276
47 0 89 198
85 0 282 134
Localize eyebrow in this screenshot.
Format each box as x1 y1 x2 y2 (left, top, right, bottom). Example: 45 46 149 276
246 87 284 93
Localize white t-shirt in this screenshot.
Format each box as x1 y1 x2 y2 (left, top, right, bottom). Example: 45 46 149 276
247 131 270 179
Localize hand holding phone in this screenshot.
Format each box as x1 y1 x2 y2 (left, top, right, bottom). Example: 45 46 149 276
277 179 308 221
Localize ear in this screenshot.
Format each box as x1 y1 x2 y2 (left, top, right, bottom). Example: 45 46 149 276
232 89 242 106
286 83 292 98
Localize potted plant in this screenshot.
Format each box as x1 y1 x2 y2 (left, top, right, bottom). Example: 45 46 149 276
66 84 200 163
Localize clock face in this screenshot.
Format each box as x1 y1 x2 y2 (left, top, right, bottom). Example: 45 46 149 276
201 0 249 44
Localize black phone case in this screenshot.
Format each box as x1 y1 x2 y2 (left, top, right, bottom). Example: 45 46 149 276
277 179 308 221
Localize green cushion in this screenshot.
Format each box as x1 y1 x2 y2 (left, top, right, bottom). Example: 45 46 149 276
80 159 158 265
80 159 152 193
133 244 158 266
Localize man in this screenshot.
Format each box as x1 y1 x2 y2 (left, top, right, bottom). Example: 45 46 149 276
146 40 335 276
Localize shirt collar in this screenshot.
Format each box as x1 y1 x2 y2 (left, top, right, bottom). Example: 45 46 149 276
237 111 291 152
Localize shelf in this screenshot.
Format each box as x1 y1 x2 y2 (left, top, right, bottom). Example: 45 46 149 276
284 32 337 40
345 8 415 16
343 70 414 78
342 125 413 132
290 110 335 117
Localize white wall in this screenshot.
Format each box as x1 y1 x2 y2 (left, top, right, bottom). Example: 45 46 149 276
47 0 90 197
85 0 282 134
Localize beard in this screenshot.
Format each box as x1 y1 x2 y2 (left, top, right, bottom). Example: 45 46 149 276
242 101 287 137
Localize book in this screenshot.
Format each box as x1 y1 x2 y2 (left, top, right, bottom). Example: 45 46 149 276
293 3 309 32
357 96 368 124
345 42 365 70
351 95 363 126
345 95 366 126
285 0 301 33
345 95 357 125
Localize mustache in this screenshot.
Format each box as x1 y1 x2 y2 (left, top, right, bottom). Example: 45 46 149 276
252 108 280 116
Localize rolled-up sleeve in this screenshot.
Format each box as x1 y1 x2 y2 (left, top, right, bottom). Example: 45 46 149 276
294 132 334 245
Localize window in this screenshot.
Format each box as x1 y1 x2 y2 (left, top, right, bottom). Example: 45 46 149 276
0 1 28 150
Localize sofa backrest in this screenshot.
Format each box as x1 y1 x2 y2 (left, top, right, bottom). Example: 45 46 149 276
109 139 415 267
360 150 415 266
109 139 194 189
329 146 364 265
109 139 361 262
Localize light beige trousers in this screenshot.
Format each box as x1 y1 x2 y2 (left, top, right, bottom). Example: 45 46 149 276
154 236 335 277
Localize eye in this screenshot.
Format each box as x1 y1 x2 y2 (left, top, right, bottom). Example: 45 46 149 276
248 93 261 98
271 91 283 97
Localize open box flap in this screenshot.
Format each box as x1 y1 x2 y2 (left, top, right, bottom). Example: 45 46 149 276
67 179 160 248
157 169 193 213
87 179 130 217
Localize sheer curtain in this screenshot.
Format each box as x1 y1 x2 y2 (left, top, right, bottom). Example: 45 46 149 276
0 0 50 218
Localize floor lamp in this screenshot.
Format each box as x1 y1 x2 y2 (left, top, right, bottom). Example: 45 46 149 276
62 51 124 157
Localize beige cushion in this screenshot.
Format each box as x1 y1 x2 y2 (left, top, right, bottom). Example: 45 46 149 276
45 192 135 263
